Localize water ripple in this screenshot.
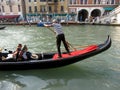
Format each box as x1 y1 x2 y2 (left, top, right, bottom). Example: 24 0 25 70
0 25 120 90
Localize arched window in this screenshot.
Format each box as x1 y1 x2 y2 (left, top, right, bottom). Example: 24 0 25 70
18 5 21 12
101 0 106 4
48 6 52 12
98 0 101 4
2 6 4 12
29 6 32 12
34 6 37 12
85 0 87 4
61 6 64 12
80 0 83 4
70 0 72 4
94 0 97 4
73 0 77 4
111 0 114 4
10 5 12 12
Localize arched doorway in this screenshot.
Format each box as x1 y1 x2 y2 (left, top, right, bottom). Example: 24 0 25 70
91 9 101 17
78 9 88 22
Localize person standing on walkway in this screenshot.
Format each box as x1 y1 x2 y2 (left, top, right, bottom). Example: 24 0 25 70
44 19 70 58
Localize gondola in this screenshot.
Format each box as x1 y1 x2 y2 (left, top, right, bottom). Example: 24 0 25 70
0 35 111 70
37 21 51 27
0 26 6 30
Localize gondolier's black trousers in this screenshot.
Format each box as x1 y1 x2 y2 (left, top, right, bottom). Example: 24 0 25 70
56 34 70 57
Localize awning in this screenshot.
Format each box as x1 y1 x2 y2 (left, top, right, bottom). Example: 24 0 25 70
26 13 66 16
104 7 114 10
0 15 20 19
53 13 76 16
27 14 40 16
54 13 67 16
26 13 76 17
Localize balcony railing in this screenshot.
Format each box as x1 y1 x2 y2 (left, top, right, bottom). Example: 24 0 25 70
6 0 15 5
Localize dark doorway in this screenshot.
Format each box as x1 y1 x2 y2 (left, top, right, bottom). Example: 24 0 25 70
91 9 101 17
78 9 88 22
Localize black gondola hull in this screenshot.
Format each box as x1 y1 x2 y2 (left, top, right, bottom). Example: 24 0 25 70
0 35 111 70
0 26 6 30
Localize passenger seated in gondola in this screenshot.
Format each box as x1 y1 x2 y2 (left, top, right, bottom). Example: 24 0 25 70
0 48 2 60
0 52 2 61
0 48 13 60
18 45 32 60
13 44 22 60
18 45 28 60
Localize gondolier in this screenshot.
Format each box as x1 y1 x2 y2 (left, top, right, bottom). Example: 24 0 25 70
44 19 70 58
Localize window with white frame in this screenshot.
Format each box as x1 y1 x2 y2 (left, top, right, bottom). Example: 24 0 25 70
93 0 96 4
73 0 77 4
111 0 115 4
10 5 12 12
100 0 106 4
18 5 21 12
80 0 83 4
84 0 88 4
70 0 72 4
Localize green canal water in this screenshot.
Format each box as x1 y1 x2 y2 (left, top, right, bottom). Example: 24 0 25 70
0 25 120 90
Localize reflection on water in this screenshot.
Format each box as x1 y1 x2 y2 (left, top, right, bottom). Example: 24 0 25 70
0 25 120 90
1 64 119 90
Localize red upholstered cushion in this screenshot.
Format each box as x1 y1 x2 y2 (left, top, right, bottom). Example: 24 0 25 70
53 45 98 60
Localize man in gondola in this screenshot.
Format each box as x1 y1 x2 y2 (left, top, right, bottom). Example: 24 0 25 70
44 19 71 58
13 44 22 60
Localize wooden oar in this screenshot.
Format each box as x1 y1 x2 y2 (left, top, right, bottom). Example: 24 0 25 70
65 41 77 51
46 27 77 51
73 45 91 49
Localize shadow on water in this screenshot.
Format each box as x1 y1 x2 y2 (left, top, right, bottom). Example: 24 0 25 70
0 63 111 88
0 65 101 79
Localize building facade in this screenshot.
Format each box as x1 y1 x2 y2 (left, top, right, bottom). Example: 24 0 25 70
0 0 120 23
25 0 68 14
0 0 69 23
0 0 23 22
24 0 68 22
68 0 120 22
